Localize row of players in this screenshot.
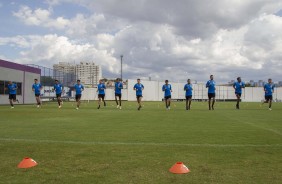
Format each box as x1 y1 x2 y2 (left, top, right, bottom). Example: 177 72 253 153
6 75 275 110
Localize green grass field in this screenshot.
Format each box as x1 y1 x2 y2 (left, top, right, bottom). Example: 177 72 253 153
0 101 282 184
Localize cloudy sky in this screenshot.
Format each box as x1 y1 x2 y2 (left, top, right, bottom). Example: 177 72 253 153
0 0 282 83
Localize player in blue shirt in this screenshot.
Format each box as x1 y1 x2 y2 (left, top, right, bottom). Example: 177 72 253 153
233 77 245 109
97 79 106 109
262 78 275 110
115 78 123 109
133 79 144 110
53 80 64 108
6 81 19 109
184 79 193 110
206 75 216 110
73 80 84 110
162 80 172 110
32 79 42 108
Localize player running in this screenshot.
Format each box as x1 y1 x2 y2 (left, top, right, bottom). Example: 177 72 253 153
74 80 84 110
32 79 42 108
6 81 19 109
206 75 216 110
97 79 106 109
262 78 275 110
53 80 64 108
162 80 172 110
184 79 193 110
133 79 144 110
115 78 123 109
233 77 245 109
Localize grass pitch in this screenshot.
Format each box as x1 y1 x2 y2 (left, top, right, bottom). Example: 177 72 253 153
0 101 282 184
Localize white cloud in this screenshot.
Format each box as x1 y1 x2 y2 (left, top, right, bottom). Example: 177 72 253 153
13 6 69 29
3 1 282 82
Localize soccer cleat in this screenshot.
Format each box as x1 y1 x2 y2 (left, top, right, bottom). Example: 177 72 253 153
117 105 119 109
11 106 14 109
138 106 141 110
269 108 272 111
76 107 79 110
97 105 100 109
16 99 19 103
58 105 62 108
37 105 40 108
119 106 122 110
168 106 171 110
186 106 188 110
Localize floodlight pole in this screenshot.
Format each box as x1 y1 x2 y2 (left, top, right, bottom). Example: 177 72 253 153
120 55 123 81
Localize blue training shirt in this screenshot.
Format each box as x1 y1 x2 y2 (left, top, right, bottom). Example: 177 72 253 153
206 80 216 94
98 83 106 95
32 83 42 95
264 83 275 96
233 82 245 94
115 82 123 94
53 84 63 94
134 83 144 96
162 84 172 97
184 83 193 96
74 84 84 95
7 83 17 95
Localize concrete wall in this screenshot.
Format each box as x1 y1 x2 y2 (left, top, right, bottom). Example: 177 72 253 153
74 79 282 102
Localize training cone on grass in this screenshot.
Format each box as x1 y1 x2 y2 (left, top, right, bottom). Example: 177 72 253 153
169 162 190 174
17 157 38 169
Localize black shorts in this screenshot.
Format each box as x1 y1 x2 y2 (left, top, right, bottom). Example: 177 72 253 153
265 95 273 101
9 94 16 100
186 95 192 100
35 94 40 97
208 93 215 99
136 95 143 99
98 94 105 98
164 95 171 100
56 93 62 98
75 94 82 100
235 93 241 97
115 93 122 98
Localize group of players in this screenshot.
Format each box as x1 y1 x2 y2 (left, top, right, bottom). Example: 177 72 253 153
6 75 275 110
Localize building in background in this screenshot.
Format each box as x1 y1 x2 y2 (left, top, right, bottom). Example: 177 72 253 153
53 62 76 86
76 62 102 86
53 62 102 86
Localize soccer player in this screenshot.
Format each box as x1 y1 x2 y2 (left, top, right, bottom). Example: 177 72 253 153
206 75 216 110
184 79 193 110
233 77 245 109
262 78 275 110
115 78 123 109
32 79 42 108
53 80 64 108
162 80 172 110
74 80 84 110
133 79 144 110
6 81 19 109
97 79 106 109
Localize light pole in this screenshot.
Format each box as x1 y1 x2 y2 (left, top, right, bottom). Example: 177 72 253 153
120 55 123 81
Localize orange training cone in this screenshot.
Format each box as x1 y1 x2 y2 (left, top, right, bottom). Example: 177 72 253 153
169 162 190 174
17 157 38 169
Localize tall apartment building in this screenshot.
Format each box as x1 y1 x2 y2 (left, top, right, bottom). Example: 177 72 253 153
75 62 102 86
53 62 76 86
53 62 102 86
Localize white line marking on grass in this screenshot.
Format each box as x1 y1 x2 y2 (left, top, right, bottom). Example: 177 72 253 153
0 138 281 147
222 114 282 136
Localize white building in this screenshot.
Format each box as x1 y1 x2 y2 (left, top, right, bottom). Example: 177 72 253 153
53 62 76 84
76 62 102 86
0 59 41 104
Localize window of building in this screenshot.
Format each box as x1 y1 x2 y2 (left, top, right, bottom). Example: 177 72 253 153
0 81 22 95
